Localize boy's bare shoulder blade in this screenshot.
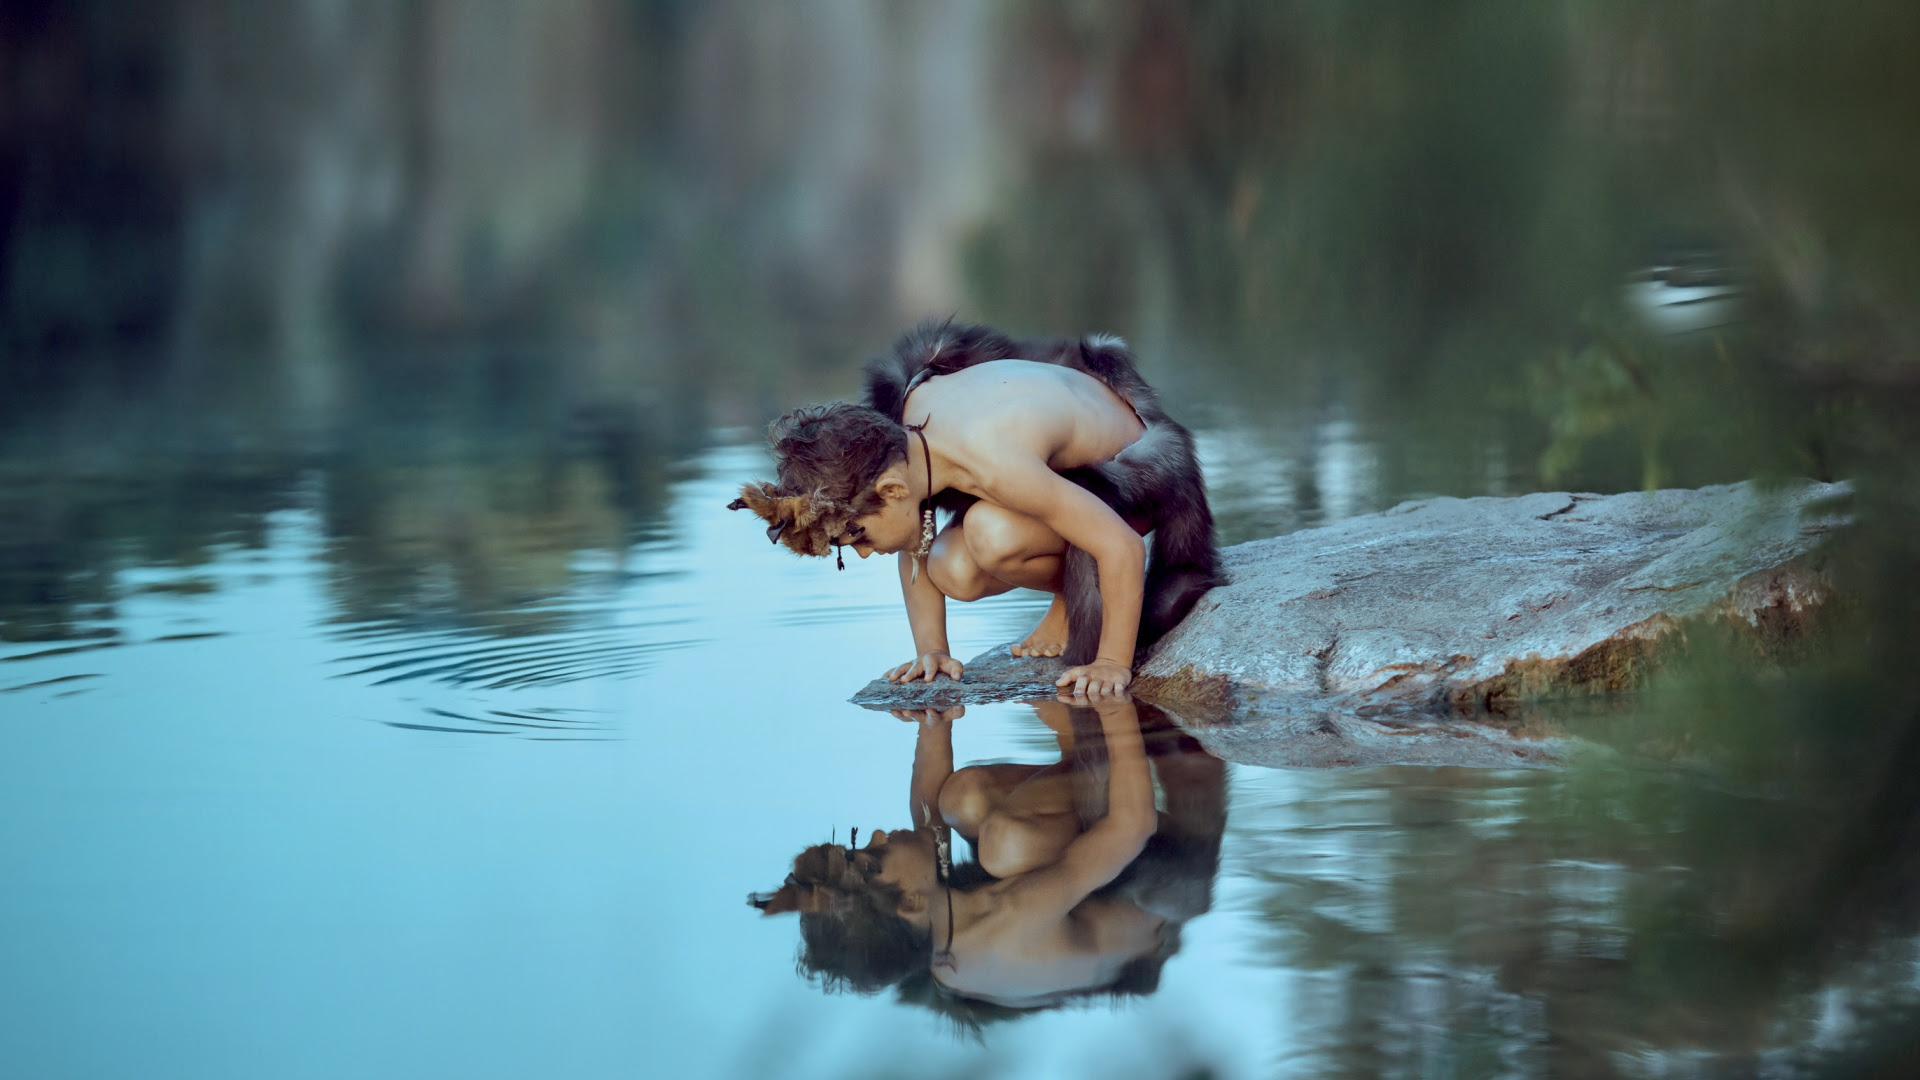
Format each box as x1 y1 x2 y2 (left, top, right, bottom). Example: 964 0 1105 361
962 411 1069 488
924 383 1057 451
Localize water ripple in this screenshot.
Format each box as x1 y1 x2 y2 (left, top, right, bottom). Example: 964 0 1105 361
1 641 122 663
330 622 702 689
772 602 901 629
2 673 104 694
374 706 616 741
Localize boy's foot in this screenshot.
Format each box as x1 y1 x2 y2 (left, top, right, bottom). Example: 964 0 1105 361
1011 595 1069 658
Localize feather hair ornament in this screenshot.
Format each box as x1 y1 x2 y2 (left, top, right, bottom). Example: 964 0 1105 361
727 482 859 562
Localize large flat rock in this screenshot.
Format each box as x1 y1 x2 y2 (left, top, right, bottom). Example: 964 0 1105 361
1137 479 1847 714
852 480 1847 728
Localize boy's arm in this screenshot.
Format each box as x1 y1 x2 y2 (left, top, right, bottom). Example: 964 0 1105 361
981 461 1145 695
885 549 963 683
899 706 959 823
1004 697 1154 915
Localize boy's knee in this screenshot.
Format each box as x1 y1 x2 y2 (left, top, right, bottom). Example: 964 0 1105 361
928 533 992 601
938 767 991 825
961 504 1026 575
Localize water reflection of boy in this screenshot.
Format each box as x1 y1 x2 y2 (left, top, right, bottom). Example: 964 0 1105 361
924 703 1085 879
751 697 1224 1015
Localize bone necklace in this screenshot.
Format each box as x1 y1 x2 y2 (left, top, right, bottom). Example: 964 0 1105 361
907 419 935 584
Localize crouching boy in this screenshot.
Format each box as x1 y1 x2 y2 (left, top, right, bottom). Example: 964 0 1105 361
730 320 1223 696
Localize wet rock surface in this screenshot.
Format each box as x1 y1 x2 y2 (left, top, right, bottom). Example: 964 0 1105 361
849 646 1066 710
1133 479 1847 714
853 480 1847 765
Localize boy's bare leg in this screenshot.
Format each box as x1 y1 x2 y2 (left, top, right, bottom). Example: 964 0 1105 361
928 502 1071 657
1012 596 1070 658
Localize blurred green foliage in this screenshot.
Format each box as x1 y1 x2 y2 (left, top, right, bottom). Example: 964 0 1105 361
967 0 1918 500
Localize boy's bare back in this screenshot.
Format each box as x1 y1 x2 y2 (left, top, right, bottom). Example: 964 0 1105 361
901 360 1147 493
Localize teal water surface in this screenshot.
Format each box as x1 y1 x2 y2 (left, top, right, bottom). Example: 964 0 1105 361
3 434 1915 1080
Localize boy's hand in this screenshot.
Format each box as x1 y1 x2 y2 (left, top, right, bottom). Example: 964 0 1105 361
885 652 965 683
1056 659 1132 697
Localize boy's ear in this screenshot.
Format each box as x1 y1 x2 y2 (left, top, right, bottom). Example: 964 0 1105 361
897 891 929 916
875 475 912 503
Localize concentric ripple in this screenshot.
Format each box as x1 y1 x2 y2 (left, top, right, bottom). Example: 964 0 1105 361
329 618 702 690
377 706 616 740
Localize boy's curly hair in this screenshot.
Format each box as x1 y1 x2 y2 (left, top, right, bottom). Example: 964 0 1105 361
750 836 1170 1034
747 841 932 993
728 403 908 558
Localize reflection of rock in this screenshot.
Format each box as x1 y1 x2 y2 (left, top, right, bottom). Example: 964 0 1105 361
855 481 1848 731
1150 703 1565 769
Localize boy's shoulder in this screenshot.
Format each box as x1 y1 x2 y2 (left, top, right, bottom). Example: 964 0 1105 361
861 319 1156 424
914 364 1090 430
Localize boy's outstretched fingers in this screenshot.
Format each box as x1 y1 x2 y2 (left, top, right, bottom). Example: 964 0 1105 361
1056 686 1130 705
1054 660 1132 697
884 652 965 684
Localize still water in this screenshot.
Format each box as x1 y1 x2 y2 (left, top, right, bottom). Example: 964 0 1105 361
2 427 1912 1080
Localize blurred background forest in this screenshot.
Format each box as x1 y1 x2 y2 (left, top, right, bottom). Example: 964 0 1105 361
6 3 1920 1075
7 0 1920 647
7 0 1917 461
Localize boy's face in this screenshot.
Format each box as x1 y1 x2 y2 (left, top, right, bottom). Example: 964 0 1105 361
842 467 920 558
865 829 938 909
